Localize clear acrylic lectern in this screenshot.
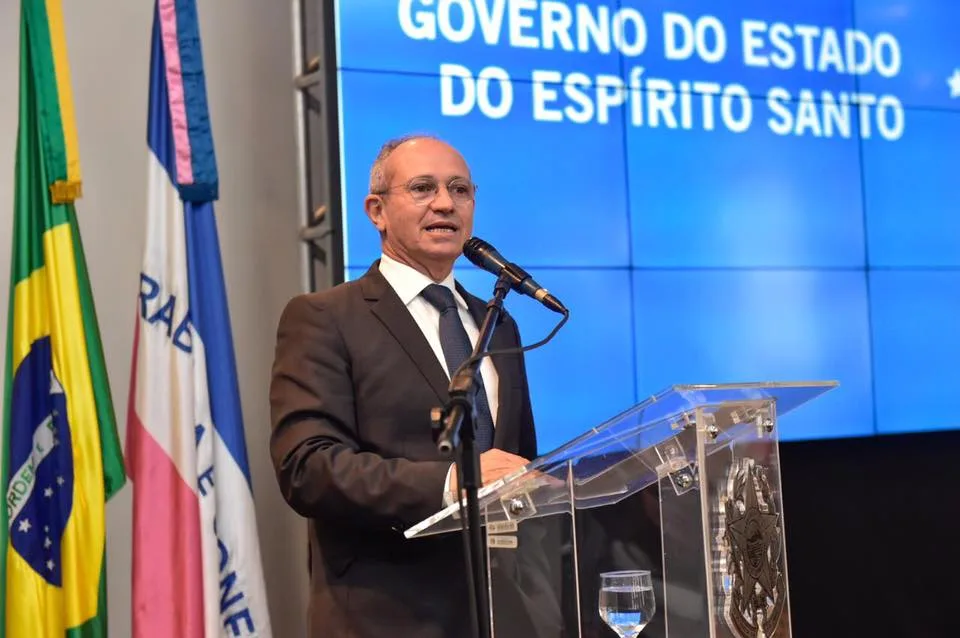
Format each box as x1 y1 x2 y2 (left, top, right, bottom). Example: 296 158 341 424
406 381 837 638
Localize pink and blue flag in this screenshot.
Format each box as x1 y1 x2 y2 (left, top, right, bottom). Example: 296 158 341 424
125 1 272 636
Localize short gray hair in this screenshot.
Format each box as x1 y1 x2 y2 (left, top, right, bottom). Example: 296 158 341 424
368 133 444 194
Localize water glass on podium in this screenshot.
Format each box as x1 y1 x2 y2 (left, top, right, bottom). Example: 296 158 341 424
599 570 656 637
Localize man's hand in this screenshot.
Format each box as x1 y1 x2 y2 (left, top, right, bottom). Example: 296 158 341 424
449 449 529 494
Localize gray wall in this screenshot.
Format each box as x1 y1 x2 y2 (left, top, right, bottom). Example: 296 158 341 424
0 1 309 635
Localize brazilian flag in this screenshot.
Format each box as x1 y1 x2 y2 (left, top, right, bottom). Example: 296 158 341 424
1 1 126 636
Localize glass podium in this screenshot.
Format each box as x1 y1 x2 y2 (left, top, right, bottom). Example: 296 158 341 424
406 381 838 638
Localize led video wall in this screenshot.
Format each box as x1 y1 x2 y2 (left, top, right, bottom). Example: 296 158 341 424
329 0 960 451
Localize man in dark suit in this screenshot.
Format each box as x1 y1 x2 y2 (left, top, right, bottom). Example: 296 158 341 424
269 135 542 637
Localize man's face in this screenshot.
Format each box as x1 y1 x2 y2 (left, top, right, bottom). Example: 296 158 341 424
365 139 475 275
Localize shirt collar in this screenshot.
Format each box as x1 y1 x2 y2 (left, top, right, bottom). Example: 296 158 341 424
378 253 466 310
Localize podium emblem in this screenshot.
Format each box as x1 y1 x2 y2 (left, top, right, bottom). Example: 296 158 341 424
718 457 786 638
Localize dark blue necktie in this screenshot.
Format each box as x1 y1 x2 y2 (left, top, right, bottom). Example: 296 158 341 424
420 284 495 452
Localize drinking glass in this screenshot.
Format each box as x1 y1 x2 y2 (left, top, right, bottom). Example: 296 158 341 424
598 570 656 637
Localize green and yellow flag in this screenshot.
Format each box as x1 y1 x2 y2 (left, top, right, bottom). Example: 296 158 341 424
1 1 126 636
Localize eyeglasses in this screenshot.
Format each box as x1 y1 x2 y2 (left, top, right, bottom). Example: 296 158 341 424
373 177 477 205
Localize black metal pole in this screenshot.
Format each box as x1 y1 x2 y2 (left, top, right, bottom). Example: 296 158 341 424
433 273 513 638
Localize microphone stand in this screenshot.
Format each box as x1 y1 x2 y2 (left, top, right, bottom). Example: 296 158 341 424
431 272 513 638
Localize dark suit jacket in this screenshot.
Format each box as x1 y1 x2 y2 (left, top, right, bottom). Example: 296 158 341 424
269 262 542 638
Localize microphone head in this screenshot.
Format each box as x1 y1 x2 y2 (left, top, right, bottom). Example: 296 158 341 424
462 236 496 268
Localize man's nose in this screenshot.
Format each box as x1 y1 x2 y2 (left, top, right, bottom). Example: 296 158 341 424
430 184 456 212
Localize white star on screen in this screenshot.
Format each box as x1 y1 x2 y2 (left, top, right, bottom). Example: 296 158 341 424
44 537 52 549
949 69 960 99
43 487 53 498
56 476 64 486
46 560 55 571
18 519 31 533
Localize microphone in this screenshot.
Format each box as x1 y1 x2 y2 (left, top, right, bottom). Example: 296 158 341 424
462 237 567 314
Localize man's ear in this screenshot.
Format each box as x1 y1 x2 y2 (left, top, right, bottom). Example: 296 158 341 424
364 194 386 232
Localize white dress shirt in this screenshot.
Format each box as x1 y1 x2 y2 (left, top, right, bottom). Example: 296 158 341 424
378 253 500 503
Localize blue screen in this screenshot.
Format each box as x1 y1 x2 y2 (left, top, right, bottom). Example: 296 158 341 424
862 108 960 267
332 0 960 452
869 271 960 434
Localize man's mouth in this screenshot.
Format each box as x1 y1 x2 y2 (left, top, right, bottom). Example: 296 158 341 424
424 222 458 234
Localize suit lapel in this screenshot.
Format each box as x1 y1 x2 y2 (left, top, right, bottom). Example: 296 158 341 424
361 264 452 403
